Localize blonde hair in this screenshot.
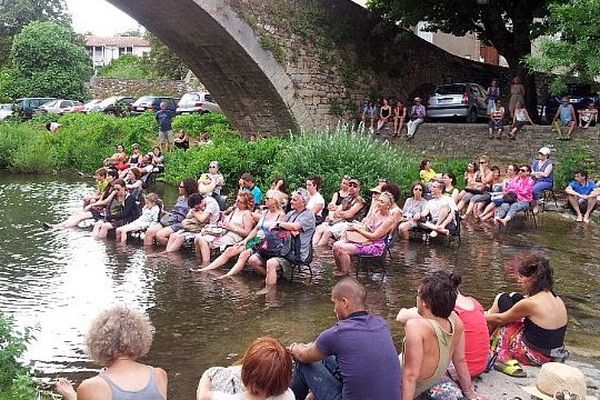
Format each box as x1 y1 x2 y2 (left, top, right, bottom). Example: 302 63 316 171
85 306 154 366
265 189 284 209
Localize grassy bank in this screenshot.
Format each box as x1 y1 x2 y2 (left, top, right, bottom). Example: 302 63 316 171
1 113 595 199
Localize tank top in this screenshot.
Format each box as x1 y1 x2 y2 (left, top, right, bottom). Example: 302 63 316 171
98 367 165 400
414 319 454 396
226 208 249 242
531 159 554 184
381 106 391 118
334 191 349 206
515 108 527 122
454 299 490 377
257 210 280 233
488 86 499 100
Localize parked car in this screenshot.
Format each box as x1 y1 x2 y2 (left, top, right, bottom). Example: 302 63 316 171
427 83 488 123
89 96 135 116
176 91 222 114
14 97 55 120
0 104 13 120
541 84 598 124
82 99 103 113
130 96 177 115
39 99 83 115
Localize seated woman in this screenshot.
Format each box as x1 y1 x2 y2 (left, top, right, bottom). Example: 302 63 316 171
419 159 439 190
144 179 198 247
174 130 190 150
486 253 568 376
456 161 479 205
269 177 289 210
196 337 293 400
313 178 365 246
149 146 165 173
83 168 109 208
124 168 144 191
194 191 255 264
332 192 397 276
54 306 167 400
392 99 407 137
193 190 286 275
479 164 517 222
442 171 460 204
494 164 534 226
578 102 597 129
463 165 503 219
103 143 129 171
305 175 325 224
381 181 403 223
457 156 493 212
115 193 162 244
127 143 143 167
45 169 119 229
207 161 225 196
396 272 490 378
398 182 428 240
165 193 221 253
509 101 534 139
531 147 554 214
92 179 140 239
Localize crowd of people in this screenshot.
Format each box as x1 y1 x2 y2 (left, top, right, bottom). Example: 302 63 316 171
55 255 580 400
357 77 597 141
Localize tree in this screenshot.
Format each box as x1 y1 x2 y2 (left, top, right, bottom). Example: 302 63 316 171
367 0 553 116
527 0 600 93
118 29 143 38
0 0 70 66
145 32 189 80
98 54 150 80
7 21 93 100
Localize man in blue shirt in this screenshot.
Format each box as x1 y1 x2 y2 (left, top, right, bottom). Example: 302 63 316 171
552 96 577 140
156 102 175 151
565 169 598 223
289 278 401 400
239 172 262 206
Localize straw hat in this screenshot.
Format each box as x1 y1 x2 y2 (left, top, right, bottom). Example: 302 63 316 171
522 363 596 400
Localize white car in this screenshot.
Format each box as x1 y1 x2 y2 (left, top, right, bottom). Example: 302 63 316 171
176 92 222 114
39 99 83 115
0 104 13 120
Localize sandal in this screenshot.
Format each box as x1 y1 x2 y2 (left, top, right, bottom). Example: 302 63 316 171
494 359 527 377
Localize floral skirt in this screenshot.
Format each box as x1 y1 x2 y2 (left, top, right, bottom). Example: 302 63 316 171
493 319 551 365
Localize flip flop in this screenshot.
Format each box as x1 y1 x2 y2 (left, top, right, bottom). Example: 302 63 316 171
494 359 527 377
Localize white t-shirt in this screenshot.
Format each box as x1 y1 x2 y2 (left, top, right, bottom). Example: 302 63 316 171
213 389 295 400
424 195 457 222
306 192 325 216
204 196 222 224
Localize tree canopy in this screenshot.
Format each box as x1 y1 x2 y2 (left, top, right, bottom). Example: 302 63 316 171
6 21 93 100
0 0 70 66
98 54 150 80
527 0 600 93
367 0 552 71
144 32 189 80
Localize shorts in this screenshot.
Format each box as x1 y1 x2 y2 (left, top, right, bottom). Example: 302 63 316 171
514 121 527 130
271 256 292 274
159 130 174 144
488 120 503 130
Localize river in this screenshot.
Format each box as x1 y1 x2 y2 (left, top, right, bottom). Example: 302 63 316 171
0 172 598 399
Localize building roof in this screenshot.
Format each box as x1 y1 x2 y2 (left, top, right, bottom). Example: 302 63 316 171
85 36 150 48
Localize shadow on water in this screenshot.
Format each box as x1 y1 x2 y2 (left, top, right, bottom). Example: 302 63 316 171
0 172 598 399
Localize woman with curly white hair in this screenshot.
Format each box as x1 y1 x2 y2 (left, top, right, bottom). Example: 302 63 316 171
54 306 167 400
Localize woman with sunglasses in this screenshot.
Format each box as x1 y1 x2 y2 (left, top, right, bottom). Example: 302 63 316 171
398 182 428 240
457 157 493 213
494 165 534 226
92 179 140 239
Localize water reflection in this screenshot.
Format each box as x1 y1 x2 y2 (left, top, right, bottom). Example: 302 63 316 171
0 172 598 399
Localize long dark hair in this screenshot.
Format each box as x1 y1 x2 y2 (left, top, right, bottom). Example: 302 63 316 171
518 253 554 295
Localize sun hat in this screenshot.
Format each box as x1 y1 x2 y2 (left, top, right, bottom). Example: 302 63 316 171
521 363 596 400
348 178 360 185
370 186 382 194
539 147 552 156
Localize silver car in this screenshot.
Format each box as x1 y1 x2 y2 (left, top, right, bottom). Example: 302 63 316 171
39 99 83 115
176 91 222 114
0 104 13 120
427 83 488 123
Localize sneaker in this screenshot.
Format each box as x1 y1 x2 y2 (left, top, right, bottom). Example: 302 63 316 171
429 231 438 238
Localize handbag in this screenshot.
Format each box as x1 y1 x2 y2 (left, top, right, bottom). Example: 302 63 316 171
502 192 518 204
181 217 205 232
464 187 484 195
254 229 291 259
346 230 370 244
160 212 178 227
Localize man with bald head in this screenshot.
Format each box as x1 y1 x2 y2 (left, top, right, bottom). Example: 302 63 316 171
289 277 401 399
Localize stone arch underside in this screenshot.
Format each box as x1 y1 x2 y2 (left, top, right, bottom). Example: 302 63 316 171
106 0 314 135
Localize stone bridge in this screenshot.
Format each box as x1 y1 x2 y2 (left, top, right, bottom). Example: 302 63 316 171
107 0 520 135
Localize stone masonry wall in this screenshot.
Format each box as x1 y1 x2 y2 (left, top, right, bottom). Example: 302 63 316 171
90 77 204 99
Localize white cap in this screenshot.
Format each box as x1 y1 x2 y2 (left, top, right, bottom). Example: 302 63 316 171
538 147 551 156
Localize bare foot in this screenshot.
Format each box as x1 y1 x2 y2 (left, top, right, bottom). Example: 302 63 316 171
576 215 583 222
498 218 508 226
583 216 590 223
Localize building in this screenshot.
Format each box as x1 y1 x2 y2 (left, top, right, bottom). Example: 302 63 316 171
85 36 151 67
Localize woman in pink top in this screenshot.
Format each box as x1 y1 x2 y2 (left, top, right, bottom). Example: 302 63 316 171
494 164 534 226
396 272 490 378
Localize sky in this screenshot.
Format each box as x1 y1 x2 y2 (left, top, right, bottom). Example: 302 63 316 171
66 0 367 36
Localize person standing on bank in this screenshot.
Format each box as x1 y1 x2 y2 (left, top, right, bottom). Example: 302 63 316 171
156 102 175 152
486 79 500 115
289 277 401 400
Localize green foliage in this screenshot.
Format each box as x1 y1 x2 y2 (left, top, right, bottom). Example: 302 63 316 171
526 0 600 93
367 0 552 67
144 32 189 80
0 0 70 67
268 130 421 200
0 311 36 398
7 21 93 100
98 54 150 80
553 144 598 189
259 33 286 63
171 113 232 141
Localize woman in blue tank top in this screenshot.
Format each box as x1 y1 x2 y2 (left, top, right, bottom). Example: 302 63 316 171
54 306 167 400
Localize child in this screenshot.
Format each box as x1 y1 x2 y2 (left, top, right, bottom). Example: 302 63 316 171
83 168 108 208
115 193 162 243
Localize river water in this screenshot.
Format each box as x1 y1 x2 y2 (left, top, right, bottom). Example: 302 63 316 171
0 172 599 399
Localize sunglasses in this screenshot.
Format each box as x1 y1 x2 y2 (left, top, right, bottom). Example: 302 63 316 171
413 187 423 191
519 168 528 172
479 161 487 164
